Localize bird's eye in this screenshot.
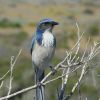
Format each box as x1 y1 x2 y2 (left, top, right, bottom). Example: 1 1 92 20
45 22 52 26
42 23 45 26
39 22 52 30
40 23 46 29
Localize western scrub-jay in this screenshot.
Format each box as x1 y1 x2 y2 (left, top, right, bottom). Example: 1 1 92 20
30 18 59 100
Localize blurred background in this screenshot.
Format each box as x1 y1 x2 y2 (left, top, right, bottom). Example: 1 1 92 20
0 0 100 100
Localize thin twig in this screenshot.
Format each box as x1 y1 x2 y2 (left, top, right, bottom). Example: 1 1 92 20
71 22 80 63
6 56 14 100
0 49 22 100
0 84 37 100
81 37 90 62
0 70 10 81
0 81 4 89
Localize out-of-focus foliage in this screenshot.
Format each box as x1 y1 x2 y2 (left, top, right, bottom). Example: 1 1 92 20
88 24 100 36
0 18 21 28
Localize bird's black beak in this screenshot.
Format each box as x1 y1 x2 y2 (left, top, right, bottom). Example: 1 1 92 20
52 21 59 25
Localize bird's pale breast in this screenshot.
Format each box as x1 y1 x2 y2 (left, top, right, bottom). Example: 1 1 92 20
32 43 55 69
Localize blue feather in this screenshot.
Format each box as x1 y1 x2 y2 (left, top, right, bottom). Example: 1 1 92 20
30 33 42 54
36 30 43 45
39 18 54 25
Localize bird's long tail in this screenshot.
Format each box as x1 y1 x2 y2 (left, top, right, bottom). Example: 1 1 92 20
35 68 45 100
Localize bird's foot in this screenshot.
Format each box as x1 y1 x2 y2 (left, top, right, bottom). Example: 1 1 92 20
37 82 44 87
49 66 57 75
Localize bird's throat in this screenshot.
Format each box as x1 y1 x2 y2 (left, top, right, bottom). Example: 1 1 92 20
42 30 54 47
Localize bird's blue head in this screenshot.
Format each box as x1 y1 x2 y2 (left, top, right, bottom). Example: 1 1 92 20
36 18 59 33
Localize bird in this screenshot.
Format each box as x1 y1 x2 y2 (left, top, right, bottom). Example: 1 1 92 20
30 18 59 100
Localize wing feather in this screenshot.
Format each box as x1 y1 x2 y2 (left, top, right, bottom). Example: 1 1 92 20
30 36 35 55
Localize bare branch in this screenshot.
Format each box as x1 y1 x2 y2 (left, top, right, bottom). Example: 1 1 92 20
81 37 90 62
0 84 37 100
6 56 14 100
0 81 4 89
0 70 10 81
71 22 80 63
0 49 22 100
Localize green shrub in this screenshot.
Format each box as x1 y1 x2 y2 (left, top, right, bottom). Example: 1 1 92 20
28 22 36 27
83 8 94 15
57 33 69 49
0 18 21 28
11 31 28 45
0 59 9 76
2 31 28 46
88 24 99 36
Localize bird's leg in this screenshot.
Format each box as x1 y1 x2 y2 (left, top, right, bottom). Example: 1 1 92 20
37 82 45 87
49 65 57 75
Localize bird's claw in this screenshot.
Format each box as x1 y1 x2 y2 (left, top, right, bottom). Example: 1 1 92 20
37 82 44 87
49 66 57 75
51 68 57 75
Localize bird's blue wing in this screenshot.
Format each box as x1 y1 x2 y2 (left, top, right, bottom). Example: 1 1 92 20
30 36 35 55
